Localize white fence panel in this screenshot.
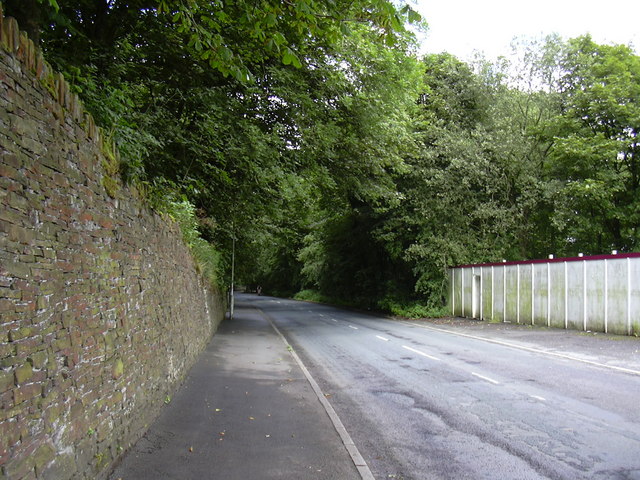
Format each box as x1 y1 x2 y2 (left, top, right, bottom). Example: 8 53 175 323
449 254 640 336
566 261 584 331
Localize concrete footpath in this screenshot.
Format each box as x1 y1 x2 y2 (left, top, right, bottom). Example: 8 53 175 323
109 302 361 480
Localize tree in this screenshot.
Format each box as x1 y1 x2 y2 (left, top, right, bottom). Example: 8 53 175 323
7 0 423 82
378 54 517 302
472 40 563 259
2 0 424 289
542 36 640 254
247 26 423 300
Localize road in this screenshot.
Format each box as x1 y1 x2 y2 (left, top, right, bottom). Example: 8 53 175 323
244 294 640 480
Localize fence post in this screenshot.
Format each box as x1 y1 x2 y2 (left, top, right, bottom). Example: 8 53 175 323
628 258 632 335
451 268 455 316
604 259 608 334
517 264 520 324
583 260 587 331
531 263 535 325
480 266 483 320
547 261 551 327
564 261 568 329
491 266 495 322
503 265 506 323
461 268 465 317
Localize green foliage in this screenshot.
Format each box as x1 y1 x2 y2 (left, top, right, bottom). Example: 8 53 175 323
292 289 369 311
190 237 222 288
164 198 221 288
5 0 426 301
541 36 640 254
293 290 448 319
30 0 423 84
11 0 640 314
35 0 58 9
369 37 640 306
376 297 449 319
293 289 334 304
381 53 524 301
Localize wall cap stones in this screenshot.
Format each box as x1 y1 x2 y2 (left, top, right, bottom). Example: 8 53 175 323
0 6 118 178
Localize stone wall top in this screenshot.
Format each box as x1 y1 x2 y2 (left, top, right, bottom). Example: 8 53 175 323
0 3 117 165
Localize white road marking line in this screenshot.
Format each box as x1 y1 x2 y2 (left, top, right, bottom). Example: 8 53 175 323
262 310 375 480
530 395 546 402
376 335 389 342
332 318 338 322
402 345 440 361
402 321 640 377
471 372 500 385
349 325 358 330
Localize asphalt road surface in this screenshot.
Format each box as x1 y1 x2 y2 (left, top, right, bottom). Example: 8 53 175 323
245 293 640 480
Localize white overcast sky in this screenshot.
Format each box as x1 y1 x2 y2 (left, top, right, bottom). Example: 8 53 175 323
412 0 640 60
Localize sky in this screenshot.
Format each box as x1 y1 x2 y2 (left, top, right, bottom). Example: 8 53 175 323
412 0 640 61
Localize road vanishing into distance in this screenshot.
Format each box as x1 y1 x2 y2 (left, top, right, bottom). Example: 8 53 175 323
242 294 640 480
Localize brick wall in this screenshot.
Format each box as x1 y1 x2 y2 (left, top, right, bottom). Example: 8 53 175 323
0 8 225 479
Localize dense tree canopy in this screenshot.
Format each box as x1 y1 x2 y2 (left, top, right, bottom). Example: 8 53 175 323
7 0 640 315
544 37 640 254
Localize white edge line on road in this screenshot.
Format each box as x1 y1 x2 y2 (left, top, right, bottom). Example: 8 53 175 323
376 335 389 342
261 310 375 480
401 321 640 377
471 372 500 385
349 325 358 330
402 345 440 361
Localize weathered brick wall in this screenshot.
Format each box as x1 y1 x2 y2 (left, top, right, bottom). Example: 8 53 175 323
0 9 225 479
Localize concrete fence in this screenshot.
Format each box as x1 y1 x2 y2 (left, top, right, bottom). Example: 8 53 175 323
448 253 640 335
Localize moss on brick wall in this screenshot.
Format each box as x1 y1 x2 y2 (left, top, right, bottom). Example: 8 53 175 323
0 7 225 480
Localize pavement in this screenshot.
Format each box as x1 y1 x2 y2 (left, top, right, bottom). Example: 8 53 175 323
108 301 362 480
